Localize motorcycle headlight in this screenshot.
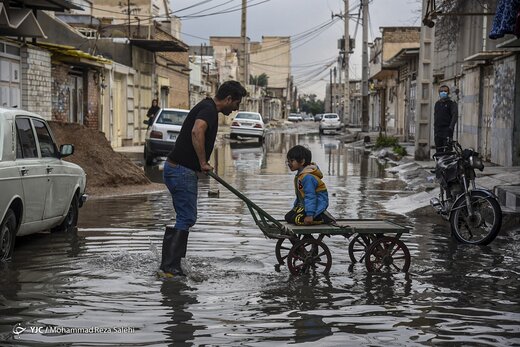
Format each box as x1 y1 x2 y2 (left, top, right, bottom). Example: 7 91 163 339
469 155 484 171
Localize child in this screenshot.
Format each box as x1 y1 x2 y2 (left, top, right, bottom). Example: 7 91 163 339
285 145 335 225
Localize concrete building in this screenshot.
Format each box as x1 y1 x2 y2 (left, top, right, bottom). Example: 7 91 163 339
430 0 519 166
45 0 189 147
211 35 291 120
0 0 82 118
384 47 420 141
188 45 219 108
369 27 420 135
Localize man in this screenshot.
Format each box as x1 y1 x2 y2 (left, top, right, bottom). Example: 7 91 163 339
434 85 458 153
159 80 247 278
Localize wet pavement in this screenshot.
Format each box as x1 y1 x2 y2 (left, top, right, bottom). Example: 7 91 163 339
1 122 520 346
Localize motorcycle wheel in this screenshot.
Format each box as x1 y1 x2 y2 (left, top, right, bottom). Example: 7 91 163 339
449 190 502 245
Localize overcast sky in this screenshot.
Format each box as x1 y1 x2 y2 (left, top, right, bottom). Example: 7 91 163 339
172 0 422 99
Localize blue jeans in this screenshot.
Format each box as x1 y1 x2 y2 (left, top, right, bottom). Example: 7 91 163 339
163 161 198 230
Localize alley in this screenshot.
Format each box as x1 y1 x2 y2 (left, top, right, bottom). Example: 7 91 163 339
1 124 519 345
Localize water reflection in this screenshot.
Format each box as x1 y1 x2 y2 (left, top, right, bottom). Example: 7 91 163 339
160 280 201 345
1 125 519 345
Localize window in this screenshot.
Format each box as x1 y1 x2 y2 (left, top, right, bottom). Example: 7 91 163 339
15 118 37 159
235 113 261 120
156 110 189 126
33 119 58 158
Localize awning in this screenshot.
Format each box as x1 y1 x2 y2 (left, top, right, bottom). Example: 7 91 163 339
383 48 420 69
370 69 397 81
496 37 520 50
36 42 112 68
130 39 188 52
0 4 46 38
7 0 83 11
464 51 510 62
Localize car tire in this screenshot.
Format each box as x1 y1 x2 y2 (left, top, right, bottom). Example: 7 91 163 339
54 194 79 233
230 133 237 140
144 145 154 166
0 209 17 261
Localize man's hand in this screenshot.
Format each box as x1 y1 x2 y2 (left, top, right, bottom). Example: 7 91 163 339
200 161 213 173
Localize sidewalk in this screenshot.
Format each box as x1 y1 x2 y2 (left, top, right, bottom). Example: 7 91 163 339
340 131 520 215
379 154 520 230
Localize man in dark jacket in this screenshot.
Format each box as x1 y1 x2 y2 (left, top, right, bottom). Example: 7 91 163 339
159 80 247 278
434 85 458 153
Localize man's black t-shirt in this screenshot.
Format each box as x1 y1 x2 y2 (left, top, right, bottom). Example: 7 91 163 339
167 98 218 172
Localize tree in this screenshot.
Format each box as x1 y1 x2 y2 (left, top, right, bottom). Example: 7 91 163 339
249 73 268 87
299 94 324 115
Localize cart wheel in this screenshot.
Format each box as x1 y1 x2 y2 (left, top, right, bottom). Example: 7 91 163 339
275 236 300 265
365 236 410 273
348 234 374 263
287 238 332 275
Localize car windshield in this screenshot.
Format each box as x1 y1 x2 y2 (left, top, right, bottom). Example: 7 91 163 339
156 110 189 125
236 113 261 121
324 114 338 119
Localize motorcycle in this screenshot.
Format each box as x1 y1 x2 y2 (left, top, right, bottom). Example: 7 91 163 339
430 139 502 245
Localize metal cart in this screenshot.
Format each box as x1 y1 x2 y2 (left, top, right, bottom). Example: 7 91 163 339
208 171 411 275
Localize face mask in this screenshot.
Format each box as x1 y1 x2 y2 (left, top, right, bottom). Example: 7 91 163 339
439 91 448 99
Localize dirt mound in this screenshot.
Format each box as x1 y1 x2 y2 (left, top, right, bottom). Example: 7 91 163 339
49 122 150 188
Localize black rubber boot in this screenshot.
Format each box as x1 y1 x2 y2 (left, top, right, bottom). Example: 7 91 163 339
159 227 189 277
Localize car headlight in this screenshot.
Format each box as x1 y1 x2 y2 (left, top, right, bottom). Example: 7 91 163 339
469 155 484 171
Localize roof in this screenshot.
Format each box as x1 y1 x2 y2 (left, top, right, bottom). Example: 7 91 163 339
0 4 46 38
7 0 82 11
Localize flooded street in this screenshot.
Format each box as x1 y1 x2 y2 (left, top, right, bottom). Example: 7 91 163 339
2 123 520 346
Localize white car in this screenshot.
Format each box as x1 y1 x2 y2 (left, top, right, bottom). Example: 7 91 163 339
319 113 342 134
144 108 189 165
0 107 87 260
288 113 303 122
230 112 266 143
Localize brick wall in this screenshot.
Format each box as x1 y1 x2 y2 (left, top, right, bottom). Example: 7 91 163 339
20 46 52 119
84 70 99 130
51 63 70 122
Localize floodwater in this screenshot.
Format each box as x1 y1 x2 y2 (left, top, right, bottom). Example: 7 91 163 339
1 123 520 346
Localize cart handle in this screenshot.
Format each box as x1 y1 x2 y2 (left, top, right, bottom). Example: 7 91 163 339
206 171 289 232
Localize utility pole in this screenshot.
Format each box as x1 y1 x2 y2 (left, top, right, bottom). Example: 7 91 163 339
127 0 131 38
329 69 333 112
415 0 435 160
240 0 248 87
343 0 350 126
361 0 369 132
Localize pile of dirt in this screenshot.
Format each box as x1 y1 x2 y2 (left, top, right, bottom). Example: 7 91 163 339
49 122 150 188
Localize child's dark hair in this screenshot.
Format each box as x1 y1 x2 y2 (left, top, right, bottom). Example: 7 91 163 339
287 145 312 165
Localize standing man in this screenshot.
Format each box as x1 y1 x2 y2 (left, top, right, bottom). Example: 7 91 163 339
159 80 247 278
434 85 458 153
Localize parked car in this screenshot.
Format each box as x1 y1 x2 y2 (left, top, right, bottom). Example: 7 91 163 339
319 113 342 134
288 113 303 122
302 114 314 122
230 111 266 143
144 108 189 165
0 107 87 260
314 114 323 122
